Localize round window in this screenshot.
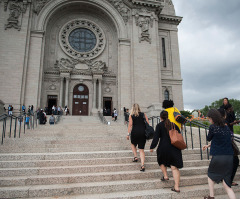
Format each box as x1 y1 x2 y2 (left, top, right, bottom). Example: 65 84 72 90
78 86 84 92
68 28 97 53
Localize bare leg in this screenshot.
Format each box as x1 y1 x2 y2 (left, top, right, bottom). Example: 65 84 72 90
160 164 168 179
207 177 215 197
223 180 236 199
139 149 145 166
131 144 137 158
171 166 180 191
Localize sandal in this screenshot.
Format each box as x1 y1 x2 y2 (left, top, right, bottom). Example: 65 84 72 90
171 187 180 193
204 196 214 199
232 182 238 186
132 157 138 162
161 176 169 181
140 165 145 172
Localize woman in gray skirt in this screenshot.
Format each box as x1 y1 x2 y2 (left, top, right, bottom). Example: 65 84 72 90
203 109 236 199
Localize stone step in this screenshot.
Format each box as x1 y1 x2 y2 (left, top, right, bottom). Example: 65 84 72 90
0 160 210 177
0 157 210 168
0 166 211 185
0 150 208 161
27 181 240 199
0 176 239 198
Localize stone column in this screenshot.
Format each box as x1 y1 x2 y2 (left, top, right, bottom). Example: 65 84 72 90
65 77 70 107
93 79 97 109
98 79 102 110
59 77 64 107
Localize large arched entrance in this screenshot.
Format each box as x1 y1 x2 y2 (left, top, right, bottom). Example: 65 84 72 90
72 84 89 115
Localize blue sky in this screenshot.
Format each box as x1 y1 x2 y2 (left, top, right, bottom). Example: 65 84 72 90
172 0 240 110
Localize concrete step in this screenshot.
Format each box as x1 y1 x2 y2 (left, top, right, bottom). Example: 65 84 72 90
27 181 240 199
0 166 213 186
0 150 208 161
0 157 210 168
1 176 239 198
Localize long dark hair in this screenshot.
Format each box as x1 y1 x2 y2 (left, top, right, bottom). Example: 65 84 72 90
207 109 225 127
160 111 171 131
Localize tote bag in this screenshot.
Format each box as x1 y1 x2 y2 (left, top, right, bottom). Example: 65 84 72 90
169 123 187 150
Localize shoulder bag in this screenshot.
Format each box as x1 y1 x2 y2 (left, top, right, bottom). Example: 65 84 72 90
173 108 187 124
169 123 187 150
143 113 154 140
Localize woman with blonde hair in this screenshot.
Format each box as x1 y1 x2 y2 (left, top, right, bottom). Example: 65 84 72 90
127 104 149 172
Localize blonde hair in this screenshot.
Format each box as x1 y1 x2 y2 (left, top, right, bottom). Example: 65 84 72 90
130 103 141 117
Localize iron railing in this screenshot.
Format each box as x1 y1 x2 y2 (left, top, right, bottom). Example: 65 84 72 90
0 111 62 145
98 111 108 125
148 116 240 160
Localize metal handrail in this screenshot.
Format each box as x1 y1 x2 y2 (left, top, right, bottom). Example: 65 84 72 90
0 111 62 145
98 111 108 125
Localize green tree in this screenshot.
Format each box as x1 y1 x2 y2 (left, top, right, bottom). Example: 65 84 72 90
180 110 191 118
200 98 240 119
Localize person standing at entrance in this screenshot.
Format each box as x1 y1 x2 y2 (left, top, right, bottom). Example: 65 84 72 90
127 104 149 172
114 108 118 121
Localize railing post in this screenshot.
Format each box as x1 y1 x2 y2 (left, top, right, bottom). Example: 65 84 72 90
24 115 26 134
9 116 12 138
198 126 203 160
19 117 22 138
190 123 194 149
2 119 5 144
3 118 6 139
205 128 209 160
14 117 17 138
184 124 188 149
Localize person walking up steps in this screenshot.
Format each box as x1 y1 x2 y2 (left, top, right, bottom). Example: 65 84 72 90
203 109 236 199
127 104 149 172
150 111 183 193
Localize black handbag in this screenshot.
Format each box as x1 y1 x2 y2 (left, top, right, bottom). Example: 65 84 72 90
173 108 187 124
143 113 154 140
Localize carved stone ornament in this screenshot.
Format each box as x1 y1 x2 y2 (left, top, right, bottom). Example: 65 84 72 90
54 58 108 73
133 8 155 44
108 0 130 24
59 19 106 59
33 0 48 15
4 0 29 31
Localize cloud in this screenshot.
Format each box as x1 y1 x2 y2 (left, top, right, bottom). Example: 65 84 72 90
172 0 240 110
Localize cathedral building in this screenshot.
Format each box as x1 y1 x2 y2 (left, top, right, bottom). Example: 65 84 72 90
0 0 184 115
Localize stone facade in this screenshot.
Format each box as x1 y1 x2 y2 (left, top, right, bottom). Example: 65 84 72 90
0 0 184 116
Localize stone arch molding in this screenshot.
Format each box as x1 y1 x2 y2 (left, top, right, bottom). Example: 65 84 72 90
35 0 128 39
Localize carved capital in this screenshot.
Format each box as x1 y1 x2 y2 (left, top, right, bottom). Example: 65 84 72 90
4 0 30 31
108 0 130 24
33 0 48 15
133 8 156 44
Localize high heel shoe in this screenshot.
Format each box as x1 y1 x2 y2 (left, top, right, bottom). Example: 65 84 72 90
132 157 138 162
140 165 145 172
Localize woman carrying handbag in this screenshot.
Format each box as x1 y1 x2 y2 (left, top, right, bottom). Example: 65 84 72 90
150 111 183 193
127 104 149 172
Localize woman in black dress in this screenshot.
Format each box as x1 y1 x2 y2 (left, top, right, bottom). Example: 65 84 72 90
150 111 183 193
127 104 149 172
203 109 236 199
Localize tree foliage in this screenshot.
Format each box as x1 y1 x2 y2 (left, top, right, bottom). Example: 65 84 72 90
200 98 240 119
180 110 192 118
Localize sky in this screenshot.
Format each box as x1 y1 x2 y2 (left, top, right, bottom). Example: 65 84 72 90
172 0 240 111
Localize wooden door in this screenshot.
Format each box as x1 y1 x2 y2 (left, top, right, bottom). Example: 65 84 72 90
72 84 89 116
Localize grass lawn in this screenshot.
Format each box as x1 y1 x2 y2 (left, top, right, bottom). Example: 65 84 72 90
234 125 240 135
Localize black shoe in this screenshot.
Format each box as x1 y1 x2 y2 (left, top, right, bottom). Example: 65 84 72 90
140 165 145 172
132 157 138 162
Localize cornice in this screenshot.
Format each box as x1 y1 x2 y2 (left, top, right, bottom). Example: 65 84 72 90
128 0 164 8
159 14 182 25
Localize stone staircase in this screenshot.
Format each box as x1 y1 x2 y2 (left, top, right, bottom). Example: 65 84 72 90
0 116 239 198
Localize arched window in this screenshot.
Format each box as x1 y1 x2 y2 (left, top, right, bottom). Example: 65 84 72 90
164 90 169 100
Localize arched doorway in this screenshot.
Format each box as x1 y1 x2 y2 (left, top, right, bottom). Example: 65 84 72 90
72 84 89 115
